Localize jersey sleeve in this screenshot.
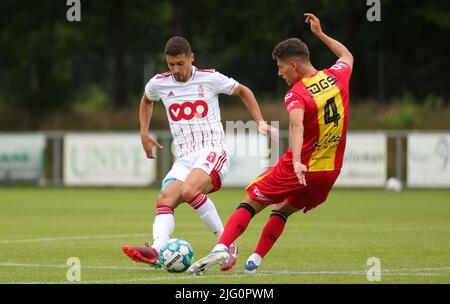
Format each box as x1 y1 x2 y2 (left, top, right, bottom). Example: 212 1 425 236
284 91 305 112
144 77 160 101
326 60 352 85
211 71 239 95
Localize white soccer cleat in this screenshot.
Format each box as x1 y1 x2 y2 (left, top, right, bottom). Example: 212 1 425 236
244 253 262 274
187 251 230 275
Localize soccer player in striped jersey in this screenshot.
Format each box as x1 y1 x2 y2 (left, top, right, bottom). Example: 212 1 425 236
123 36 277 271
188 13 353 274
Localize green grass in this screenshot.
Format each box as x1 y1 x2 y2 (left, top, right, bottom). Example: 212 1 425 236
0 187 449 284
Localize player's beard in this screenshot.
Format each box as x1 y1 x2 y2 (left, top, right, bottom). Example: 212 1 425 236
174 73 188 82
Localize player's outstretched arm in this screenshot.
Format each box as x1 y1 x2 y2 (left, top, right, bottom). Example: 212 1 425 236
233 84 279 139
304 13 353 69
139 94 163 159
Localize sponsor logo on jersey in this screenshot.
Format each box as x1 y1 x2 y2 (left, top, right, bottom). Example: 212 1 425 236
313 134 344 150
253 186 270 202
306 76 337 96
167 91 175 97
168 100 209 121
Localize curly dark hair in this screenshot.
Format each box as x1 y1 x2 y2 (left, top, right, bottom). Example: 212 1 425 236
272 38 310 61
164 36 192 56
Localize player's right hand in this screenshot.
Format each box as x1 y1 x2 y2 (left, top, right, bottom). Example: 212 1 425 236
304 13 323 36
141 136 163 159
293 161 307 186
257 121 279 142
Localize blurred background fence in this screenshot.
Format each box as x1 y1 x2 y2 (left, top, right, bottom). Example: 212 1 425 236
1 130 449 189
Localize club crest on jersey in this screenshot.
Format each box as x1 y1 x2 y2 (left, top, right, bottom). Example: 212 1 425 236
197 83 205 97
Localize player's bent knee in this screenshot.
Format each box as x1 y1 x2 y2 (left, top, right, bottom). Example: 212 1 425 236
270 210 289 222
180 185 201 202
156 192 177 209
237 202 257 217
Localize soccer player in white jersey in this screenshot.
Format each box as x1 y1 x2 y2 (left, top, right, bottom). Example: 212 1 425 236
123 36 277 271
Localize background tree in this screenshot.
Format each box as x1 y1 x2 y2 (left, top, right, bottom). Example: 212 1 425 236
0 0 448 114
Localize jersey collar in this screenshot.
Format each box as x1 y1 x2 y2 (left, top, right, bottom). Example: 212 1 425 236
171 66 196 85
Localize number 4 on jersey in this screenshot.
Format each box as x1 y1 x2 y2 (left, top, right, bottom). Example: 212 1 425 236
324 97 341 126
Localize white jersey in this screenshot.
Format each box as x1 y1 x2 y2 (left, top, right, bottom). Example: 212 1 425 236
145 66 239 159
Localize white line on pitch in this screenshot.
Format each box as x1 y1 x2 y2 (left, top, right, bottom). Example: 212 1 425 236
1 263 449 284
7 270 450 284
1 262 449 274
0 262 156 271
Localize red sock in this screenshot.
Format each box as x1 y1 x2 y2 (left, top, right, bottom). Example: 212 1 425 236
218 204 255 247
254 212 287 258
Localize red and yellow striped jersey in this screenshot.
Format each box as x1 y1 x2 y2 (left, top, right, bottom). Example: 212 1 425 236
284 60 352 171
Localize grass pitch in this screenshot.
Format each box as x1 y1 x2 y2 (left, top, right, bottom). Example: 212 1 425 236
0 187 449 284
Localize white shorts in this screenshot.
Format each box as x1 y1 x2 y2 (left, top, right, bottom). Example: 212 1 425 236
162 148 230 193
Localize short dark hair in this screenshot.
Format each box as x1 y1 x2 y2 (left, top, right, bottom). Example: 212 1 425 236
164 36 192 56
272 38 310 61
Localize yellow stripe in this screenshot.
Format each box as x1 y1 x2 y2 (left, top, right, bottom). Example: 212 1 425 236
246 171 272 190
301 71 344 172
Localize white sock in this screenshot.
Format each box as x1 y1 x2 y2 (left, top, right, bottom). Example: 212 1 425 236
247 253 262 266
195 197 224 240
152 213 174 252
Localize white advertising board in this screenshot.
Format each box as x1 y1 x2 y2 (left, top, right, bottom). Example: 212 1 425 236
0 134 46 184
335 133 387 187
64 133 157 186
223 133 270 187
407 133 450 188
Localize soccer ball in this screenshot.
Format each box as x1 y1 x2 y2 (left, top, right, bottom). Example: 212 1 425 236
158 238 194 273
385 177 403 192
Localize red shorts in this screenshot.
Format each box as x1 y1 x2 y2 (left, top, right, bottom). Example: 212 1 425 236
246 155 341 213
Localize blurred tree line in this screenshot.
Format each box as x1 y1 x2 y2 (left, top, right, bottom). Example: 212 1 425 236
0 0 448 114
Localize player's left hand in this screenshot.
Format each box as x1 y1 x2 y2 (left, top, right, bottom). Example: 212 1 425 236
293 161 307 186
257 121 279 141
304 13 323 36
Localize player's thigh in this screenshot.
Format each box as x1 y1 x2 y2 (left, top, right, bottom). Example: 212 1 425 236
286 170 340 213
191 148 229 194
181 168 214 198
157 179 184 209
